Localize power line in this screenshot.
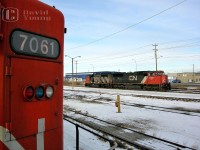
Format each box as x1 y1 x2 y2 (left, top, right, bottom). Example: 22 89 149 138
80 44 151 62
157 37 200 45
77 39 200 64
70 43 200 65
69 53 200 72
159 41 200 51
79 54 200 70
66 0 187 50
65 38 200 69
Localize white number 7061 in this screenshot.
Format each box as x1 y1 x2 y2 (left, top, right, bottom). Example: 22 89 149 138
19 34 55 55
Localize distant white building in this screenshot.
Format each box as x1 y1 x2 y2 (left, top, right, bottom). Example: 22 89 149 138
167 73 177 82
65 72 93 82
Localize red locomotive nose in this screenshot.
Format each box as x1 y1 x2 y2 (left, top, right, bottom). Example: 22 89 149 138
162 75 168 84
0 0 64 149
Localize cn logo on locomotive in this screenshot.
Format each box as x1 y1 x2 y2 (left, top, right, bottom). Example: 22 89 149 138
1 7 19 22
129 75 138 81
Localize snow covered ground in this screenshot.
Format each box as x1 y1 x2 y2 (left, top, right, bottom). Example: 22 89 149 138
64 121 112 150
63 86 200 149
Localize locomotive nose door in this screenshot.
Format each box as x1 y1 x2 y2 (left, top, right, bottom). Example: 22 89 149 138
10 58 61 141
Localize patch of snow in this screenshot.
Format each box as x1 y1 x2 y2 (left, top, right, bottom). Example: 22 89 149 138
64 86 200 149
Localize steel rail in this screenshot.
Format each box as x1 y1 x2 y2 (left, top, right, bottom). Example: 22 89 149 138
64 109 195 150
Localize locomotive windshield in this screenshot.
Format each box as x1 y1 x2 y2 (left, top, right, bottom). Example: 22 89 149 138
155 71 164 76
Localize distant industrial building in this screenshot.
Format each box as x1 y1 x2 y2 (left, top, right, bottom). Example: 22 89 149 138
177 72 200 83
65 71 118 82
65 72 92 82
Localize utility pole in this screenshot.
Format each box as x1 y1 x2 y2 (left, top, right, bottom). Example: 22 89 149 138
153 44 158 71
132 59 137 71
71 58 74 84
90 64 94 72
65 55 81 88
193 64 195 83
76 61 78 84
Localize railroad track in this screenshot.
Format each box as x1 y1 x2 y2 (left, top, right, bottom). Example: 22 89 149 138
118 101 200 117
64 93 200 117
64 85 200 94
64 108 195 150
64 88 200 102
170 89 200 94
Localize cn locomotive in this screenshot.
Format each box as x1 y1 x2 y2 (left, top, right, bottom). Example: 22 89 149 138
85 71 171 91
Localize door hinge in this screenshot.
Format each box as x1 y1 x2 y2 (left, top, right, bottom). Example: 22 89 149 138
5 122 12 132
0 33 3 40
0 3 4 40
5 66 12 76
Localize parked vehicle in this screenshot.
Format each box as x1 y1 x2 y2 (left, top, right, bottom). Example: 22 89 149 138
172 79 181 83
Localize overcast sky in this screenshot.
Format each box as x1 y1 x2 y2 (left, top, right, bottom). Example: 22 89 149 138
41 0 200 74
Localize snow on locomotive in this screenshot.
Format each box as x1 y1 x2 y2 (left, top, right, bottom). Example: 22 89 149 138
85 71 171 90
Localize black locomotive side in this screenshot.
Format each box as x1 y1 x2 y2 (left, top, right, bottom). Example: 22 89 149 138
85 71 170 90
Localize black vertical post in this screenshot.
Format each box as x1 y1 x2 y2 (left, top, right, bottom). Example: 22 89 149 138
109 141 115 150
76 125 79 150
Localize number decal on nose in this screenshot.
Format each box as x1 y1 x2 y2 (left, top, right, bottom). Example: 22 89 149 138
10 30 60 59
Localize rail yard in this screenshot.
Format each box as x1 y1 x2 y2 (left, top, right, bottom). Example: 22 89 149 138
1 0 199 150
63 86 200 150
